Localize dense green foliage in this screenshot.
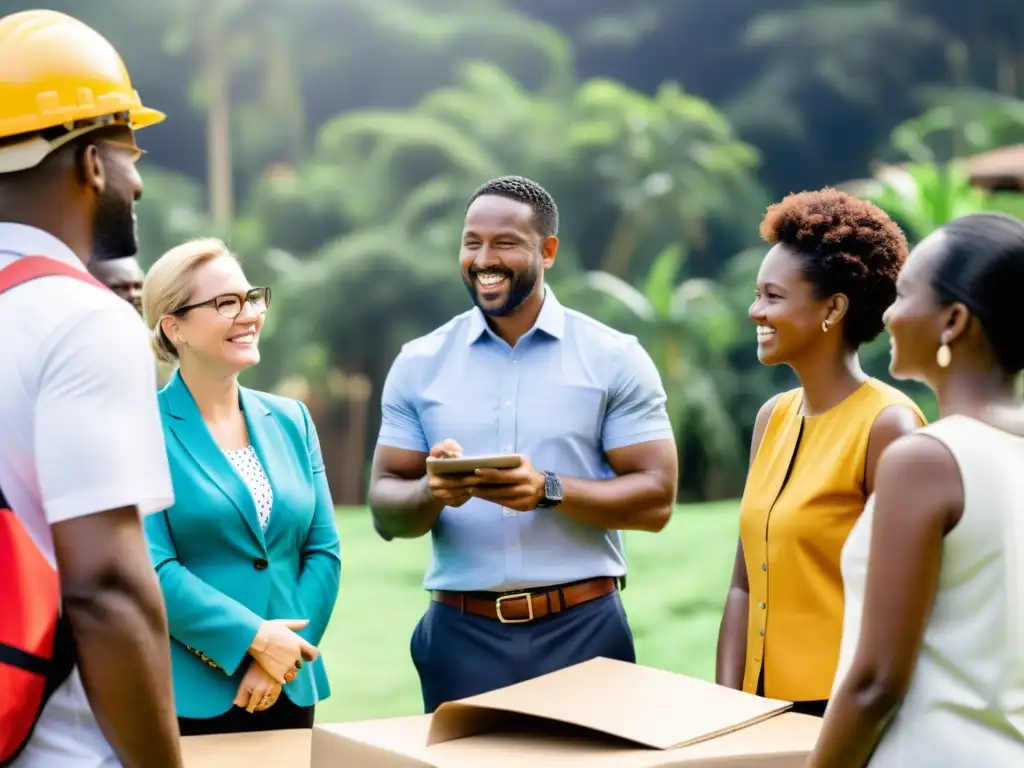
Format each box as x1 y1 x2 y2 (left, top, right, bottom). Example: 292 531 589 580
7 0 1021 500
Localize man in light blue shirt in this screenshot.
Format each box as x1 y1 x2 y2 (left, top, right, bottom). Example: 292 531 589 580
368 176 678 712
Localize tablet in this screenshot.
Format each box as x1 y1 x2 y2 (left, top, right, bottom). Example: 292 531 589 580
425 454 522 475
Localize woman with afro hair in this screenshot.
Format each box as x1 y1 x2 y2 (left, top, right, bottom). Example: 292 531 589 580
714 188 926 717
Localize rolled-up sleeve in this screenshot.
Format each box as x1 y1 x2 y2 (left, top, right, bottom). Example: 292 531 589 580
376 349 429 453
601 337 675 452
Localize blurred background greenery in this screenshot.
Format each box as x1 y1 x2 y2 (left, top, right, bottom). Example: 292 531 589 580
10 0 1023 721
11 0 1021 504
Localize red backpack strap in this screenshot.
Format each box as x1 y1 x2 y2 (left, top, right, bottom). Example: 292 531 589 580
0 255 97 766
0 255 108 297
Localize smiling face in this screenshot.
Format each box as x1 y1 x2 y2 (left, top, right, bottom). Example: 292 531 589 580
459 195 555 317
882 230 952 384
161 255 267 375
749 243 843 366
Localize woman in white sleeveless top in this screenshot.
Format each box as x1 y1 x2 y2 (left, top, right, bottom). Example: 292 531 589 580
807 212 1024 767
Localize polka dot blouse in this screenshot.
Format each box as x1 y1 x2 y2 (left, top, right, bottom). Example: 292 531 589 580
225 445 274 530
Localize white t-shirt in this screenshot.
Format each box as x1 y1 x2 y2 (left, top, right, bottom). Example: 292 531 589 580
0 223 174 768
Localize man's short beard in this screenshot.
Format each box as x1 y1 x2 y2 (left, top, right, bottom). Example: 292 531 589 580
465 262 539 316
91 187 137 262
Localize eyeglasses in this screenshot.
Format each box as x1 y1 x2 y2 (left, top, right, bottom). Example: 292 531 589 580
173 286 271 319
98 138 146 164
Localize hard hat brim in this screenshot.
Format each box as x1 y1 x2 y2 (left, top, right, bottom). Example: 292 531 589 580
0 105 165 174
129 105 166 130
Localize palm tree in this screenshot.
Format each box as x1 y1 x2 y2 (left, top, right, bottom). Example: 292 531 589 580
858 100 1024 244
298 62 764 279
561 244 745 498
567 79 764 279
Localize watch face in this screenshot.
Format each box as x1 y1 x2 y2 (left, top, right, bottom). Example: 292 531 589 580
544 472 563 503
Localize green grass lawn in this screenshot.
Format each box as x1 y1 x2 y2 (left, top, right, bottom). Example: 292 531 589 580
315 501 740 724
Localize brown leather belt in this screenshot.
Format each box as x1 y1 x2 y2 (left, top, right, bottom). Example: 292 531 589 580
432 576 618 624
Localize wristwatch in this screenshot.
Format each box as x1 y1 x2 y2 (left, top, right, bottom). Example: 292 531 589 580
537 470 564 508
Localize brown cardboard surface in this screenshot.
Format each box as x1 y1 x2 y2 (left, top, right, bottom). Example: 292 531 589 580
181 728 311 767
427 657 792 749
311 711 822 767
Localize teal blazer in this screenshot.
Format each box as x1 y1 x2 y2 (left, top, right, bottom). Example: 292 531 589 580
145 371 341 719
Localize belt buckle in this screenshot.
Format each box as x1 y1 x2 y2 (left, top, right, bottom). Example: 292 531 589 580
495 592 534 624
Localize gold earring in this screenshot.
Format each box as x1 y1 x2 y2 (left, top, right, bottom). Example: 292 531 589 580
936 343 951 368
821 320 829 333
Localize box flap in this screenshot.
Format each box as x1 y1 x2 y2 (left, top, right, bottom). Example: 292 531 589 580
426 657 792 749
316 712 821 767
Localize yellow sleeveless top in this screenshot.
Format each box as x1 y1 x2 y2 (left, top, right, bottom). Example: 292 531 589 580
738 378 925 701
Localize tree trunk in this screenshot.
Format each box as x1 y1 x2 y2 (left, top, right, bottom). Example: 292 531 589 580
602 210 642 279
996 40 1016 96
341 375 372 506
205 31 233 230
263 20 306 163
944 39 970 159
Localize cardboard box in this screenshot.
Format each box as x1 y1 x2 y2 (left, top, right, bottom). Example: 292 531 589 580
181 728 311 767
311 658 822 766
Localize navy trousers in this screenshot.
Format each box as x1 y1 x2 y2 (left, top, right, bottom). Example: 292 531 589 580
410 590 636 713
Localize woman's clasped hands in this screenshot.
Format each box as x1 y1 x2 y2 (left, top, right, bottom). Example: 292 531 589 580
233 661 282 713
234 618 320 713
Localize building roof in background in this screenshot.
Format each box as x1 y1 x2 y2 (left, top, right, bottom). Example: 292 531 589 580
839 143 1024 195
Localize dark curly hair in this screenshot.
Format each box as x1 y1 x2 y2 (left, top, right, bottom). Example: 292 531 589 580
759 187 909 348
467 175 559 238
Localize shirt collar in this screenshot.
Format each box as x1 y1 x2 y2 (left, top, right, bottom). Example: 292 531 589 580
466 286 566 346
0 223 87 272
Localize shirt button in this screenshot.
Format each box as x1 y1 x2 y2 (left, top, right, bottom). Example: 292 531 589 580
253 558 268 571
759 628 765 636
505 400 513 406
759 602 766 610
510 357 517 363
504 445 513 452
761 562 767 571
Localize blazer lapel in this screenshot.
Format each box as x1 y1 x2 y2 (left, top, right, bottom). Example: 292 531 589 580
239 387 288 536
162 371 266 547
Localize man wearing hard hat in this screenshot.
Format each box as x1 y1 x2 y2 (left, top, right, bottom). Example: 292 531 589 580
0 10 182 768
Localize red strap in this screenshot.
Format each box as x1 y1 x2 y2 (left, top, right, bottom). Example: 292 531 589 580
0 256 108 297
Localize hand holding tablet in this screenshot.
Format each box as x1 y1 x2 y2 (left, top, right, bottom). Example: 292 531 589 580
426 453 523 475
424 440 526 508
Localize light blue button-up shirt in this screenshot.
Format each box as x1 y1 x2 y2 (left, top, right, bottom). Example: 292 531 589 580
377 289 674 592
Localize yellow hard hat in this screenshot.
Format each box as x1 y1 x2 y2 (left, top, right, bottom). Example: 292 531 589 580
0 9 165 173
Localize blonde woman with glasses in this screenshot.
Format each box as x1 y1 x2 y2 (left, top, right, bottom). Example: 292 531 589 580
141 238 341 735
